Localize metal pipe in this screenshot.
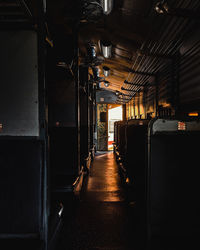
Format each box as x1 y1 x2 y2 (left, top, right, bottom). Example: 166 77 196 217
129 69 155 76
18 0 33 18
121 87 138 91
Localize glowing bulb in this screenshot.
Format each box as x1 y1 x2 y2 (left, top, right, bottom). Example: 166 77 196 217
100 0 114 15
104 81 110 87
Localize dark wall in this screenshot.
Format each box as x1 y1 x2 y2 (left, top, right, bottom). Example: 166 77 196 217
0 140 43 234
48 67 76 127
47 48 80 177
126 24 200 119
179 27 200 112
149 132 200 244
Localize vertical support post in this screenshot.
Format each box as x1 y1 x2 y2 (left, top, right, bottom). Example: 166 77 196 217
94 85 97 150
138 92 140 118
36 0 48 249
79 65 91 168
155 74 159 117
74 22 80 173
89 81 94 156
123 104 126 121
76 58 81 173
143 86 147 119
37 0 46 140
86 70 90 157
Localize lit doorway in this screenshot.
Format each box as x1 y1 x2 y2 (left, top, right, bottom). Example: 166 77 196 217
108 105 122 150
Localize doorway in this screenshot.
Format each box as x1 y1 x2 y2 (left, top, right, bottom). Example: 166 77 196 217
108 105 122 151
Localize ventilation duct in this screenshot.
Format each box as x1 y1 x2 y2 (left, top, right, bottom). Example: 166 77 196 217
100 0 114 15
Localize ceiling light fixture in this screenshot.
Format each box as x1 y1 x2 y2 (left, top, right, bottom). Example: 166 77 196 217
100 0 114 15
101 40 112 58
90 44 97 58
155 1 169 14
103 66 110 77
104 80 110 87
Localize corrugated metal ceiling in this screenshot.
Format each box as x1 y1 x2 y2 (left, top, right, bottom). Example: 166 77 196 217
78 0 200 104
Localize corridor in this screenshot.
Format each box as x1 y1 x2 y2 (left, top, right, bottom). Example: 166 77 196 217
56 152 146 250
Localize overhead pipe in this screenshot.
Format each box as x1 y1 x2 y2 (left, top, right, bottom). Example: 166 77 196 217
129 69 155 77
117 92 133 99
119 93 133 97
126 0 195 89
19 0 33 18
121 87 138 92
120 1 198 111
126 3 182 87
116 100 129 104
124 80 155 87
136 49 173 60
123 81 143 87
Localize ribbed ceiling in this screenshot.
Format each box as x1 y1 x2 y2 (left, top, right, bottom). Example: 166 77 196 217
78 0 200 104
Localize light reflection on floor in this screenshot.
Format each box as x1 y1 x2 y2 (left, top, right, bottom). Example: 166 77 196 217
85 151 124 202
55 150 145 250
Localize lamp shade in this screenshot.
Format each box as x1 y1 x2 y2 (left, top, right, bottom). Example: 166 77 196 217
100 0 114 15
101 40 112 58
103 66 110 77
104 80 110 87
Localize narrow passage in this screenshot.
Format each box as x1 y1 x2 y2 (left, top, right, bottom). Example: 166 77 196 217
57 152 145 250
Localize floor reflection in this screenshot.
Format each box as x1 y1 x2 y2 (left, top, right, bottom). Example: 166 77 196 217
56 151 145 250
85 151 124 202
